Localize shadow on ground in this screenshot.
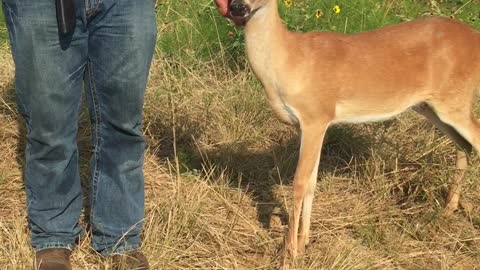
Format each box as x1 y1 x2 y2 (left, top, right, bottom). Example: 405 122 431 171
148 113 377 229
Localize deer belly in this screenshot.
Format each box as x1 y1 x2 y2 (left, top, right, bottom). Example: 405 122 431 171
333 99 414 124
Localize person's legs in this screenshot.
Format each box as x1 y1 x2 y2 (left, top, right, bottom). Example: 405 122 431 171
2 0 88 251
83 0 156 255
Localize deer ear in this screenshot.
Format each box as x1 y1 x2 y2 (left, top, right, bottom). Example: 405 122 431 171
214 0 229 17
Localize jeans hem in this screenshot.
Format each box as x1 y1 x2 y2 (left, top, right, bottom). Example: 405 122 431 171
96 243 141 256
35 243 75 252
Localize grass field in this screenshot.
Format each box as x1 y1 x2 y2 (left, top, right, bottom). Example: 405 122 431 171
1 0 480 269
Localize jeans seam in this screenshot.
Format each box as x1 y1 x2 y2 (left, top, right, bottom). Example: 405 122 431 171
87 61 102 227
2 2 17 56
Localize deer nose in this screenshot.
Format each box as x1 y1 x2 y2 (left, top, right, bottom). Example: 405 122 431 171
229 1 249 17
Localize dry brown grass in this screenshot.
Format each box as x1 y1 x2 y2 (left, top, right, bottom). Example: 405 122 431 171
1 35 480 270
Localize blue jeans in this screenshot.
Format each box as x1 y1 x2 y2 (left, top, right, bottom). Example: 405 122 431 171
2 0 156 254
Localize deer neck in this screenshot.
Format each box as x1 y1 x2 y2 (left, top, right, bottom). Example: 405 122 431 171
244 0 290 88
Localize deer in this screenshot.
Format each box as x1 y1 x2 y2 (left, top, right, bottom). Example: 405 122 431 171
213 0 480 260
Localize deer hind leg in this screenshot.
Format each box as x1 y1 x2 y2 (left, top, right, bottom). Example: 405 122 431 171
413 103 476 215
444 150 468 216
285 120 328 259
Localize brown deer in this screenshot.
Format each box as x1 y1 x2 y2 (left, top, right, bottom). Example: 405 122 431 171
214 0 480 260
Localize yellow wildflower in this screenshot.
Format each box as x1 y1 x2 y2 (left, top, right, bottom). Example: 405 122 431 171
333 5 341 14
284 0 293 8
315 9 323 19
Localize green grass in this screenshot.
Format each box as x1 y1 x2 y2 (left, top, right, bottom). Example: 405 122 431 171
280 0 480 31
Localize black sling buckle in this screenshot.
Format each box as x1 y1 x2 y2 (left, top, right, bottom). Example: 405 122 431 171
56 0 76 35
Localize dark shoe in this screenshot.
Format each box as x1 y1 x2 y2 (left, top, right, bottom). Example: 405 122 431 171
111 251 149 270
35 248 72 270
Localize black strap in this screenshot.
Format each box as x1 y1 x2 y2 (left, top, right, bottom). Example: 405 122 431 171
56 0 76 35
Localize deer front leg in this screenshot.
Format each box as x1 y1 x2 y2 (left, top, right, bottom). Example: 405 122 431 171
285 121 328 259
